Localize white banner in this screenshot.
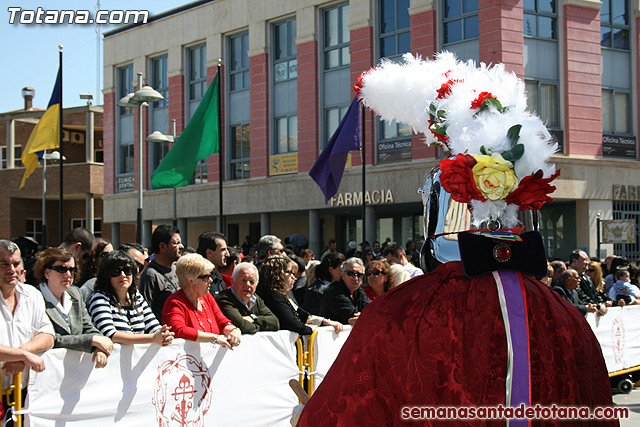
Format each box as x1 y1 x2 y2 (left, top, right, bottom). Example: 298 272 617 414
310 325 352 391
586 305 640 373
26 331 300 426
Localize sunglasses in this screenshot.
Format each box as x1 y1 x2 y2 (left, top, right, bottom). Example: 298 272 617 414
587 269 595 273
345 270 364 279
110 265 135 277
366 270 384 276
135 261 145 272
197 273 213 281
49 265 78 275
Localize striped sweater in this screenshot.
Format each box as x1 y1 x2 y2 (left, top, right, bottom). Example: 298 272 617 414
89 291 161 338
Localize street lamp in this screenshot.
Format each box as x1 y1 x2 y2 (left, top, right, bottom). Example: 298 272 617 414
117 72 164 244
146 129 178 226
42 151 65 247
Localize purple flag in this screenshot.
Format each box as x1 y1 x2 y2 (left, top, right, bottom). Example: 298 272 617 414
309 97 362 203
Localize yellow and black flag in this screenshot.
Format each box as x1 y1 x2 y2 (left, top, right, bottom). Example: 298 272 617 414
20 66 61 189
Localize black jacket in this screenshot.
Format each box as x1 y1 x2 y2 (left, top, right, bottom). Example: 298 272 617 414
258 288 313 335
319 279 370 324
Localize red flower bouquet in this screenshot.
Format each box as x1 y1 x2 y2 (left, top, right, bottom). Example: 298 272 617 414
439 154 486 203
505 169 561 210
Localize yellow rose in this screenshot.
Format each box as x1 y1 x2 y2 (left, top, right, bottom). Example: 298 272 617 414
470 153 517 200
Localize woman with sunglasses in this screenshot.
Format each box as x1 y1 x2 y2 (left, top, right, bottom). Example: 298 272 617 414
162 254 241 349
363 260 396 301
89 250 174 346
258 255 342 335
34 248 113 368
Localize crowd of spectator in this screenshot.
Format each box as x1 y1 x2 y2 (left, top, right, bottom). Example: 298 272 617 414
546 250 640 315
4 224 638 420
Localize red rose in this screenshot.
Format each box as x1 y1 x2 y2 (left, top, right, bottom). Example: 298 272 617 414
436 79 456 99
439 154 486 203
470 92 496 110
505 169 561 210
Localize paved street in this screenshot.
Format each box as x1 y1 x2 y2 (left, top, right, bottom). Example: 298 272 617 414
613 387 640 425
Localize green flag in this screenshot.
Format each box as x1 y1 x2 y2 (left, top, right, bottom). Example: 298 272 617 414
151 73 220 189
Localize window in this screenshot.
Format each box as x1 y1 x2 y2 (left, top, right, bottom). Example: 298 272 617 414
443 0 479 44
525 81 559 128
71 218 102 238
187 44 208 183
523 1 559 134
117 65 134 177
377 0 411 160
602 89 631 134
324 4 350 70
228 33 250 180
1 145 21 169
322 3 350 148
150 55 170 180
379 0 411 58
187 44 207 117
523 0 557 39
272 18 298 155
601 1 632 139
601 0 629 50
25 219 42 243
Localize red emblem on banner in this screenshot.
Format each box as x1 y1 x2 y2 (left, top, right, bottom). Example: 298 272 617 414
153 353 212 427
612 317 625 365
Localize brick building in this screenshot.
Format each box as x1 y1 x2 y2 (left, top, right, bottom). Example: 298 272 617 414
0 91 106 247
102 0 640 260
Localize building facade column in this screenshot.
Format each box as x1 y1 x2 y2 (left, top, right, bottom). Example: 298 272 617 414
260 213 271 236
111 223 121 249
178 218 188 245
6 119 15 169
85 193 94 234
308 209 320 255
143 220 153 249
86 107 95 163
365 205 376 247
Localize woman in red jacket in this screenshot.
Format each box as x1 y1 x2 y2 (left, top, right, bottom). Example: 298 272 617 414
162 253 241 349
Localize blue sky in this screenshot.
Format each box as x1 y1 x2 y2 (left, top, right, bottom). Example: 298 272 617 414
0 1 191 112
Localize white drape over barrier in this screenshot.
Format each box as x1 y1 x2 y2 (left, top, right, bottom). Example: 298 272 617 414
21 307 640 425
586 305 640 374
26 331 299 427
309 325 352 391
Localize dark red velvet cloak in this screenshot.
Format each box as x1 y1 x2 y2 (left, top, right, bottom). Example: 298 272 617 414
298 262 617 426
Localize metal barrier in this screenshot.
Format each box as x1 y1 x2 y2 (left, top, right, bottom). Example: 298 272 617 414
0 372 22 427
295 330 318 398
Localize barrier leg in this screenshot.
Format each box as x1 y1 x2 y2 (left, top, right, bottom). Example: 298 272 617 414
1 373 22 427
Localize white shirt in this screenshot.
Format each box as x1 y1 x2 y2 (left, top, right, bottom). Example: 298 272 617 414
0 282 55 388
404 263 424 279
39 282 72 325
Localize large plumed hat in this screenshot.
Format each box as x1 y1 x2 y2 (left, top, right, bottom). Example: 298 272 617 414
356 52 560 228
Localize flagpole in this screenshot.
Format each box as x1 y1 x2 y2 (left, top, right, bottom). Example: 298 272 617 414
217 59 225 234
58 45 64 242
361 103 366 250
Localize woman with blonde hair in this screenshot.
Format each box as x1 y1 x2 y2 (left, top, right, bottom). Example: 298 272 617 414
162 253 241 349
587 261 605 292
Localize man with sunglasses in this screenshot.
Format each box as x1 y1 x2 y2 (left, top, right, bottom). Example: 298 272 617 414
0 240 54 414
319 257 369 326
140 225 183 322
